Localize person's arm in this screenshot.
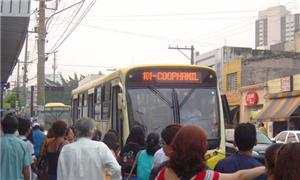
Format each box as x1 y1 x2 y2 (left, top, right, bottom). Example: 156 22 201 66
220 166 265 180
102 143 121 179
23 166 30 180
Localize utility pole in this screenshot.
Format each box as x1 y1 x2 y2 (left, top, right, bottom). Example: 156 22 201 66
52 51 58 82
16 61 20 99
23 35 29 106
168 45 195 65
37 0 46 113
30 86 34 117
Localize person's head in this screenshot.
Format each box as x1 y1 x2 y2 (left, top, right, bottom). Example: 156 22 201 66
75 118 95 138
1 114 18 134
32 122 40 130
146 132 160 155
107 129 119 139
264 143 283 176
103 131 120 152
92 129 102 141
17 117 31 136
47 127 54 138
125 125 146 146
65 127 75 142
52 120 68 138
161 124 182 153
234 123 256 151
273 143 300 180
259 122 264 127
169 125 207 177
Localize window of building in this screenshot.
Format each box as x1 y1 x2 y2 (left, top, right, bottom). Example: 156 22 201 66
226 72 237 91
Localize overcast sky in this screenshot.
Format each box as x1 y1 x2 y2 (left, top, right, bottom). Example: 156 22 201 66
10 0 300 85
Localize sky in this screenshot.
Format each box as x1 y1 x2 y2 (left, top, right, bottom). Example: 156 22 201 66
9 0 300 86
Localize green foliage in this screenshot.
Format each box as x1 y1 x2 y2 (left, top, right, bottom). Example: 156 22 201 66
4 92 19 109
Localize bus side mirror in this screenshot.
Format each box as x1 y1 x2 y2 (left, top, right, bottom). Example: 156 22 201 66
221 94 233 125
118 93 123 110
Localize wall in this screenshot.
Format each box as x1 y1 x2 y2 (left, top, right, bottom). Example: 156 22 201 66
223 59 241 106
241 54 300 86
295 30 300 52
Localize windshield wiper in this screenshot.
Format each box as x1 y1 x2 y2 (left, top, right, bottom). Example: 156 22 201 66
172 89 180 123
147 86 173 108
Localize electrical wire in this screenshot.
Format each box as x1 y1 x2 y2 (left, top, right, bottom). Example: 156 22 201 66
48 0 96 53
47 0 86 53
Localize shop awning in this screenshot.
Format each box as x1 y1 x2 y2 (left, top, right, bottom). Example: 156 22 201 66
254 96 300 122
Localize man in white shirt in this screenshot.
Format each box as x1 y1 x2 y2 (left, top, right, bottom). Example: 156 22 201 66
57 118 121 180
153 124 182 168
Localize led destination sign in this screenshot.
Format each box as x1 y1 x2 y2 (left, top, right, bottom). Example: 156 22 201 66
127 68 216 85
142 71 200 82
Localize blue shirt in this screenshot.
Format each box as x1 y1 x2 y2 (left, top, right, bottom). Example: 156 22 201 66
137 150 154 180
1 134 32 180
32 129 46 156
214 153 267 180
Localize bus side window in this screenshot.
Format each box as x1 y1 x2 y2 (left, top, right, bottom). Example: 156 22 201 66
88 93 94 118
101 83 111 121
95 86 102 121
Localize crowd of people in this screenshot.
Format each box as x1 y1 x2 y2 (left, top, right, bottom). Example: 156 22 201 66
1 113 300 180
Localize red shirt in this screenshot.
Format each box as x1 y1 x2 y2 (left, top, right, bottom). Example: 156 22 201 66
157 167 219 180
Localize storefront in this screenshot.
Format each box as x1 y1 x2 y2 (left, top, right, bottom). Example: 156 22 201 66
240 83 267 124
254 75 300 137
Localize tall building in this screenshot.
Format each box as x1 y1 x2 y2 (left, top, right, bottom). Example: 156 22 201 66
255 6 300 50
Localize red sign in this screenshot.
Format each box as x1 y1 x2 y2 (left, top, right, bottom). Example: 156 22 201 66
245 92 258 106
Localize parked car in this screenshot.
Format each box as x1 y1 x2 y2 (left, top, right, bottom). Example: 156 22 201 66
225 129 273 157
272 130 300 143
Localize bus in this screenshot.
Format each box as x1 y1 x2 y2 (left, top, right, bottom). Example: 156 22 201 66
71 65 226 168
43 102 71 129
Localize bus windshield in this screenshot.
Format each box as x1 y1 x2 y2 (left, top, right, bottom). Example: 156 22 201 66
127 87 219 140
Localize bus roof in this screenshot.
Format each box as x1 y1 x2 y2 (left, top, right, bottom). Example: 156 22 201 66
45 102 70 108
72 64 214 96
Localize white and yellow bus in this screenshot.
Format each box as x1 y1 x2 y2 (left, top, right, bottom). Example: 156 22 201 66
71 65 227 168
43 102 71 129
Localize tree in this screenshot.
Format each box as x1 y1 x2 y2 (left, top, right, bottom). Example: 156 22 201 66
45 73 85 105
4 92 19 109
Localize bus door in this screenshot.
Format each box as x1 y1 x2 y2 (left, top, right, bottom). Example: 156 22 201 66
111 80 123 145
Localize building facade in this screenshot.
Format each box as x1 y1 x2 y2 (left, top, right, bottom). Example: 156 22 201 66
222 51 300 126
253 74 300 137
255 5 300 50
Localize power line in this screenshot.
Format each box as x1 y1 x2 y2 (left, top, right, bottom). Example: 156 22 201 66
48 0 85 53
48 0 97 53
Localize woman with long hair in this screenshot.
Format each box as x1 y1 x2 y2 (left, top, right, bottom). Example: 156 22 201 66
120 125 146 179
156 125 265 180
38 120 68 180
273 143 300 180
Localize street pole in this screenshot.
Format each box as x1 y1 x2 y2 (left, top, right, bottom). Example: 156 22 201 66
168 45 195 65
30 86 34 117
53 51 57 82
37 0 46 113
16 61 20 98
0 86 3 118
191 45 194 65
23 35 29 106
